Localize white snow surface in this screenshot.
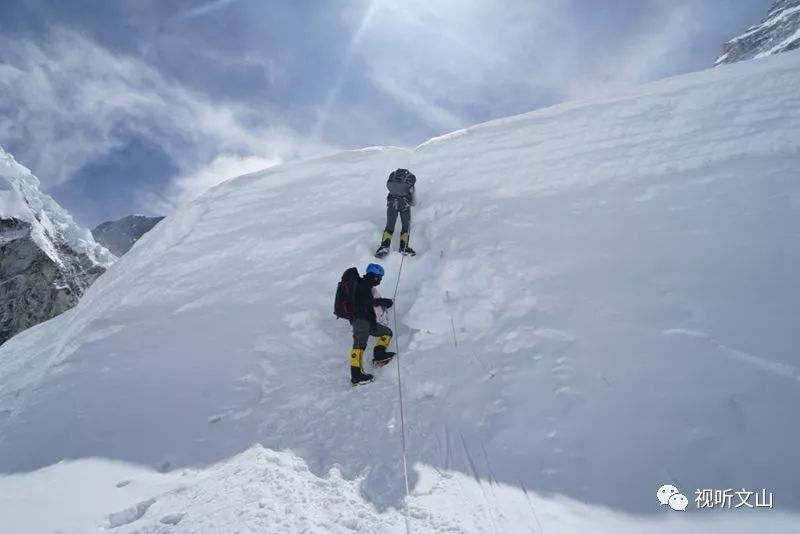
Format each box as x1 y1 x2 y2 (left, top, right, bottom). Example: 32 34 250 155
2 51 800 533
0 145 115 267
1 445 796 534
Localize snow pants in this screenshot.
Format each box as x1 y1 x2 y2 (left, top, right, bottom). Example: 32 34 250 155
381 206 411 249
384 205 411 236
351 318 392 350
350 318 393 371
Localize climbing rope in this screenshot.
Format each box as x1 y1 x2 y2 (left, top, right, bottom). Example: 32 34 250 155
391 252 412 534
389 245 540 533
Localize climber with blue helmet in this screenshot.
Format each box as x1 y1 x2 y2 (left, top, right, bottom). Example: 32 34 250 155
347 262 395 385
365 263 385 277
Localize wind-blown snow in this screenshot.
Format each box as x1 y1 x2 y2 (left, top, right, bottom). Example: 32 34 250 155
1 51 800 533
0 146 115 267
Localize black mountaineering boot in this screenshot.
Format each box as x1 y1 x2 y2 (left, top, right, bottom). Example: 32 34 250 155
399 232 416 256
351 367 374 385
372 343 396 367
375 231 392 258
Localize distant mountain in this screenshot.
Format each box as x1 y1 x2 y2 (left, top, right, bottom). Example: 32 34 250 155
92 215 164 256
0 146 115 345
715 0 800 65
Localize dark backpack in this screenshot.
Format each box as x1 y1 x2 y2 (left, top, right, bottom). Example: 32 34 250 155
386 168 416 198
334 267 360 320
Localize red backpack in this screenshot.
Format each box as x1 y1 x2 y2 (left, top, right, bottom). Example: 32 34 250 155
334 267 360 320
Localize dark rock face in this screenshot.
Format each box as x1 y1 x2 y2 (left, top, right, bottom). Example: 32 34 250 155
715 0 800 65
1 218 106 345
92 215 165 257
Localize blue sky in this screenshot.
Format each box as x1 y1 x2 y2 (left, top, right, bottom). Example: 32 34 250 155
0 0 773 226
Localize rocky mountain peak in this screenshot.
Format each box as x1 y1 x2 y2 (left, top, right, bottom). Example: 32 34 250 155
92 214 164 257
0 145 115 345
715 0 800 65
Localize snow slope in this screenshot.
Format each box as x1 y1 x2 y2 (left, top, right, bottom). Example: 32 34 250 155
1 51 800 533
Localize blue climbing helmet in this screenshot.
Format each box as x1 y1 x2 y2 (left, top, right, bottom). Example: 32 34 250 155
366 263 385 277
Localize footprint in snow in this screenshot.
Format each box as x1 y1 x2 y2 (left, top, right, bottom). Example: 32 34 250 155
160 513 186 525
108 498 157 529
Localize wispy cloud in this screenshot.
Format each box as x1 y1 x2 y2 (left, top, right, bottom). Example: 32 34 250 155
166 154 282 208
563 3 711 100
367 70 464 132
314 0 382 137
347 0 766 124
170 0 244 23
0 29 328 212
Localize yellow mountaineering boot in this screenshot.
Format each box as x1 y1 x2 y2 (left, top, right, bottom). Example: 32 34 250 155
350 348 374 385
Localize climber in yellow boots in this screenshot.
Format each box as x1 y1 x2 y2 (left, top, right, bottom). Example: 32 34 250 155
334 263 395 386
375 168 416 258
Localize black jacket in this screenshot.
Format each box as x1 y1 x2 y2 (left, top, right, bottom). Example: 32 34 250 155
353 276 392 325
